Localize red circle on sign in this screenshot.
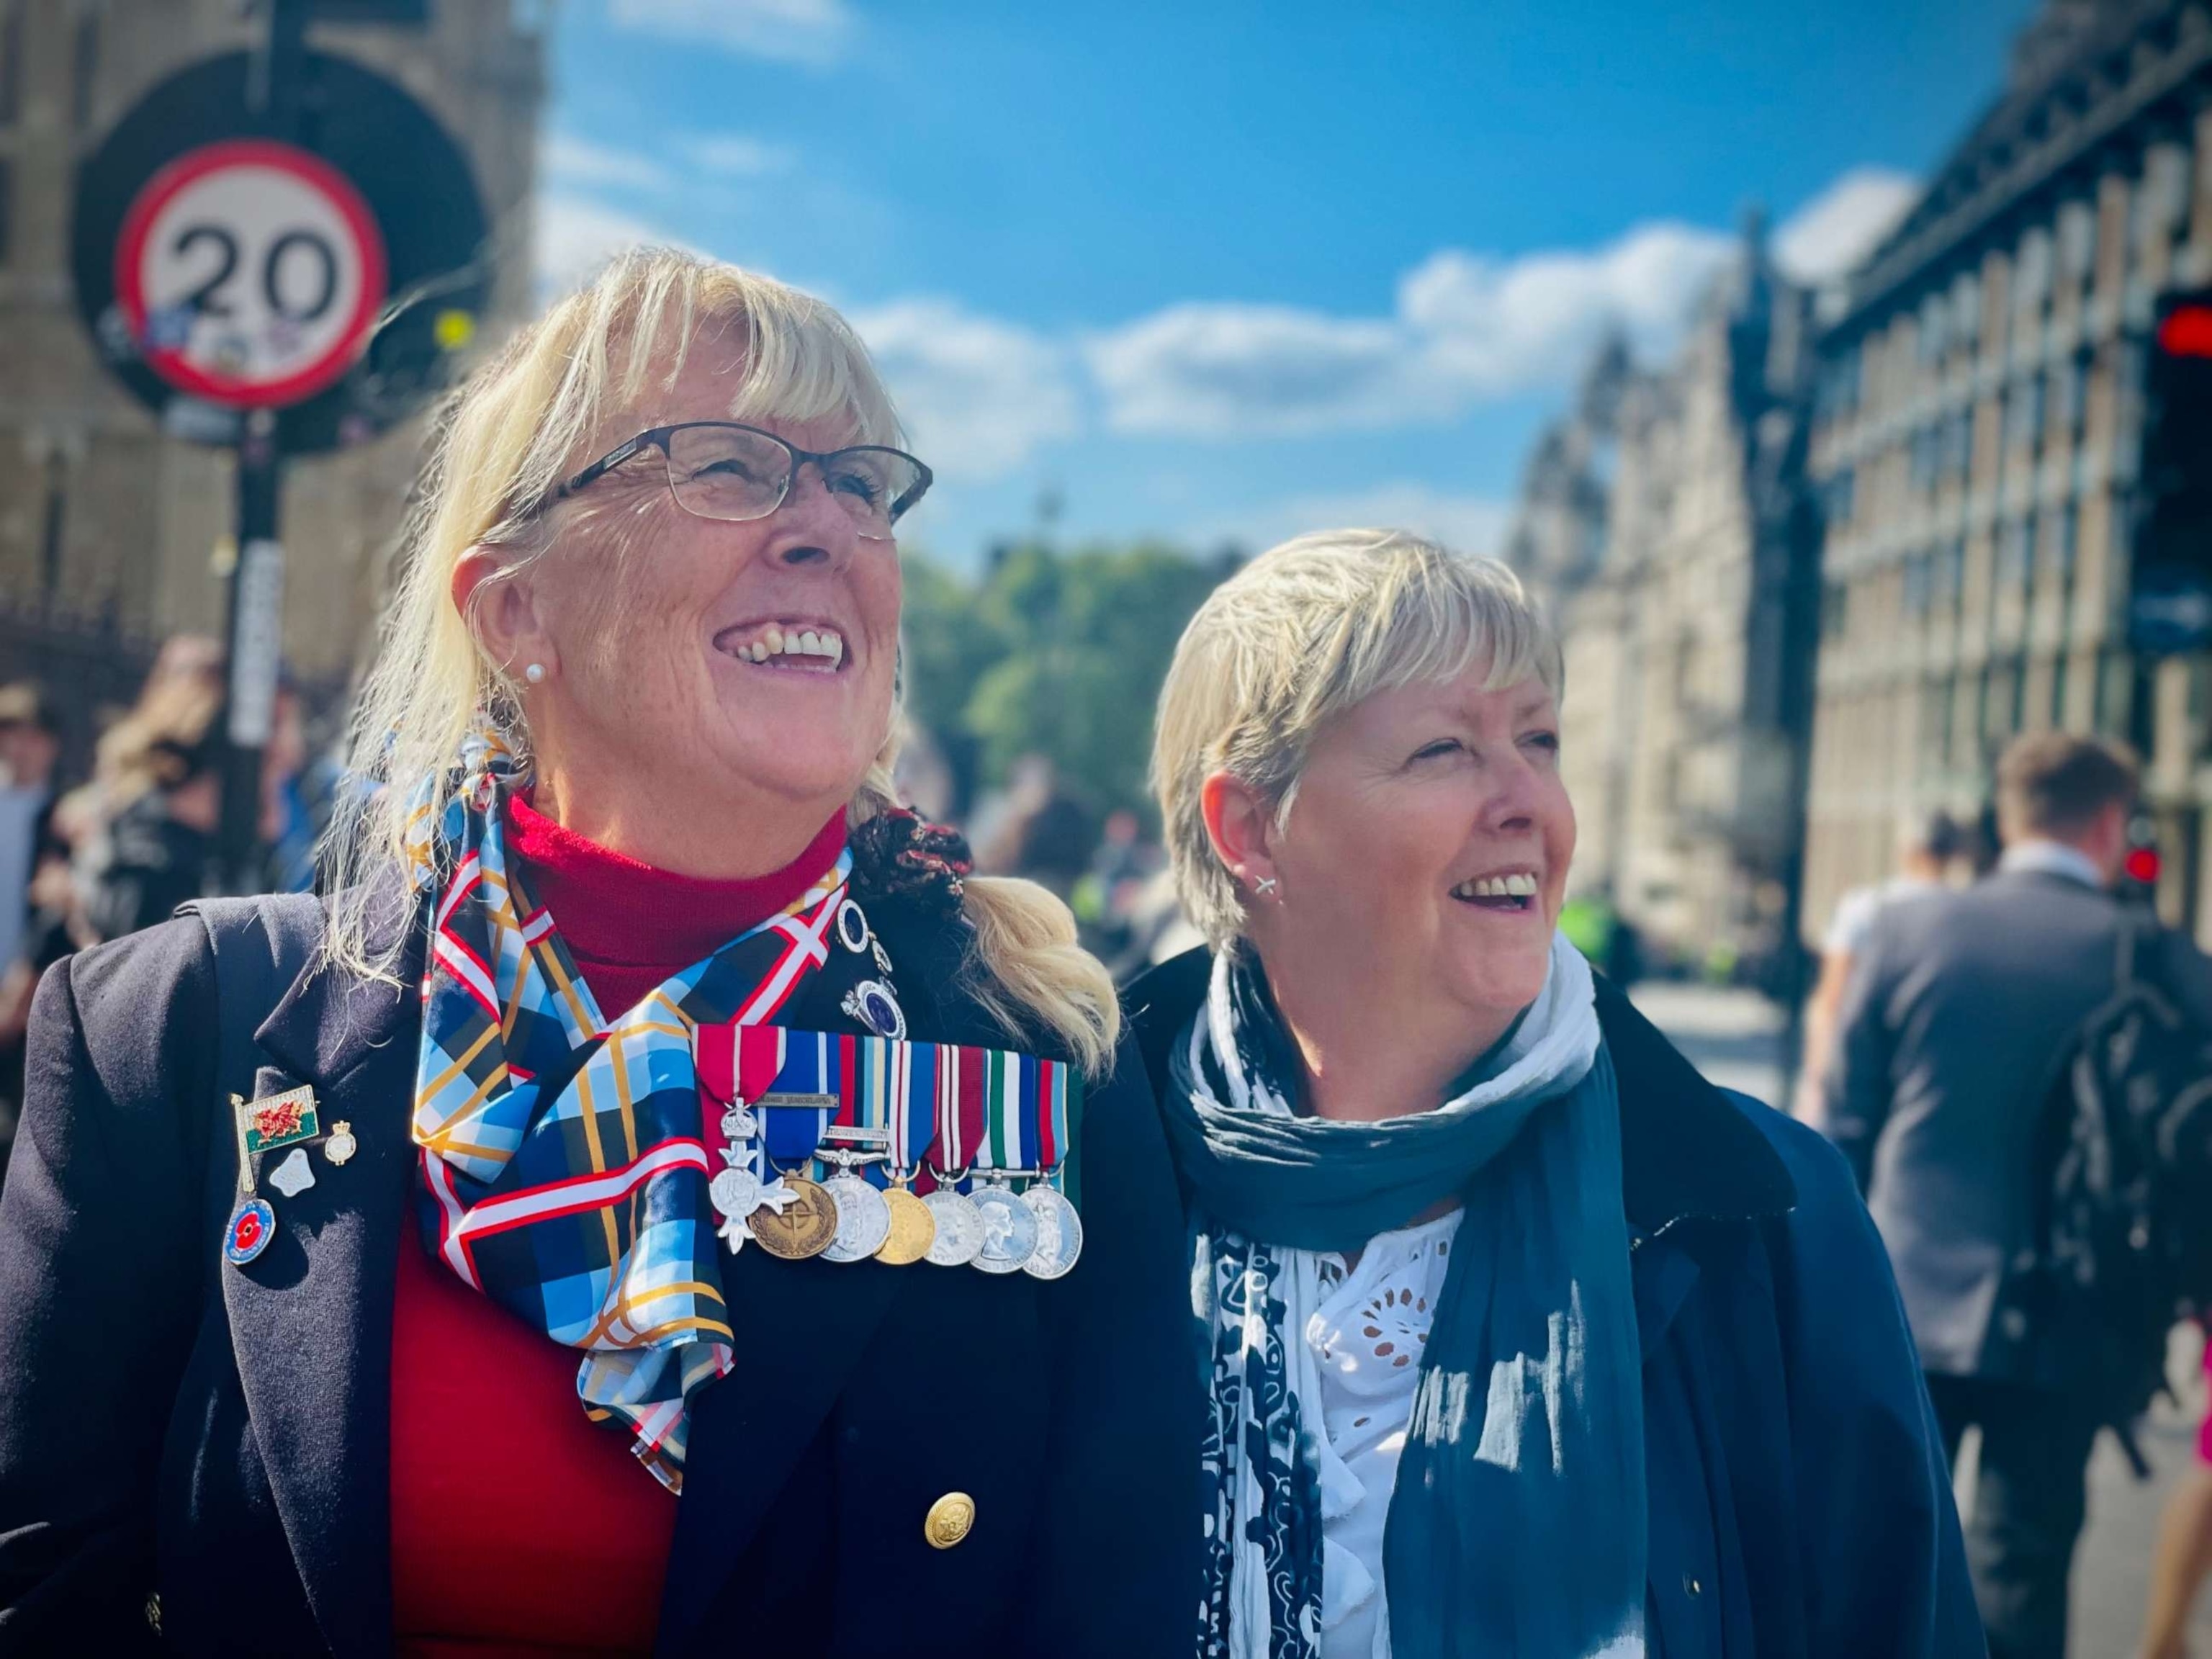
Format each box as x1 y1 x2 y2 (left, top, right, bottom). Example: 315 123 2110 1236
233 1210 263 1250
113 138 388 409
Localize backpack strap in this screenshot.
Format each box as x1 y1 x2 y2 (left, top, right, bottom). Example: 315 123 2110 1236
182 894 326 1108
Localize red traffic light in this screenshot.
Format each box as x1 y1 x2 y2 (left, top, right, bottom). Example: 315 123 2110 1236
2126 846 2162 884
2159 305 2212 359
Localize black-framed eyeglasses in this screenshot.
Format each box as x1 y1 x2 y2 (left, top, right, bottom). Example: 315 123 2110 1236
546 421 932 534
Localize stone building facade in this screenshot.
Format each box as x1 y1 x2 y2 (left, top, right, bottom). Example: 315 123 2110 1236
1510 220 1817 975
1804 0 2212 941
0 0 543 758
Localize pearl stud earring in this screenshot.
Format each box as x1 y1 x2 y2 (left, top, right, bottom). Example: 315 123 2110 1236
523 662 546 685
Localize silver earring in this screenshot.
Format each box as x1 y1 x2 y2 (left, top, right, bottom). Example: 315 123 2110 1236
1254 876 1279 899
523 662 546 685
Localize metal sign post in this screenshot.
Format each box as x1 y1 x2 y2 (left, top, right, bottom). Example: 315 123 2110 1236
71 0 492 895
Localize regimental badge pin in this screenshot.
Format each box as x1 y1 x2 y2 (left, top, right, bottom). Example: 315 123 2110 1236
238 1084 320 1155
324 1121 357 1166
841 979 907 1040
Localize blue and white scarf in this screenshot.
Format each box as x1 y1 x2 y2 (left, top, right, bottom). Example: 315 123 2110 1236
1164 936 1647 1658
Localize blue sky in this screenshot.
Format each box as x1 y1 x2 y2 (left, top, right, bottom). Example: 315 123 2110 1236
539 0 2041 570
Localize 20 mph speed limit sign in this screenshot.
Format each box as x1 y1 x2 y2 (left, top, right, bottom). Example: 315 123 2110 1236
115 139 388 409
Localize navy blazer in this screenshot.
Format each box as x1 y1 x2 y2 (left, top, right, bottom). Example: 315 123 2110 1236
0 886 1200 1658
1125 950 1985 1659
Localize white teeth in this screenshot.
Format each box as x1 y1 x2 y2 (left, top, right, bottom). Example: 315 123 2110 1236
826 634 844 665
798 629 822 655
729 624 846 663
1455 873 1537 902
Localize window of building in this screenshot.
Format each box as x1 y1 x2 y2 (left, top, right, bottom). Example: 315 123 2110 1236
2057 201 2096 293
0 159 13 266
1938 537 1966 607
71 9 98 133
0 1 22 130
1953 271 1982 353
1997 515 2033 593
1904 551 1934 616
2051 652 2069 726
2013 229 2052 336
1910 427 1938 495
1943 408 1972 483
1920 295 1948 366
2006 372 2046 452
1827 467 1855 528
2056 502 2080 593
1821 580 1848 640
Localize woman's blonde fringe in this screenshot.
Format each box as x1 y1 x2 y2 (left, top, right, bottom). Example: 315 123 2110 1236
323 248 1118 1075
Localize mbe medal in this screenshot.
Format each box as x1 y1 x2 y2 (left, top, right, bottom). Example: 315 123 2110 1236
921 1188 984 1267
1020 1184 1084 1280
822 1171 892 1262
876 1183 936 1265
709 1165 763 1222
971 1179 1038 1274
748 1174 840 1259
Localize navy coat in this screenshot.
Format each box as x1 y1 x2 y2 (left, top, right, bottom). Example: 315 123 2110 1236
0 888 1200 1658
1127 949 1985 1659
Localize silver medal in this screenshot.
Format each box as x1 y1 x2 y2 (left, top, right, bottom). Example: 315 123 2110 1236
971 1181 1038 1274
921 1188 985 1267
1020 1184 1084 1280
822 1172 892 1262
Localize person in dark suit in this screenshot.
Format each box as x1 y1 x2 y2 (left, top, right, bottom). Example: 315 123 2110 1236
0 250 1197 1658
1826 731 2212 1659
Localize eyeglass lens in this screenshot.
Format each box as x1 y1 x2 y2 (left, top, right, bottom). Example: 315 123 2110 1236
664 426 924 531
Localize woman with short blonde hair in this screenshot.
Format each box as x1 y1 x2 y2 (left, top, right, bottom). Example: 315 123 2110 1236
0 250 1197 1657
1128 529 1977 1658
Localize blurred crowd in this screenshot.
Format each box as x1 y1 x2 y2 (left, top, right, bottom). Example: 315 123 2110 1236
0 638 338 1171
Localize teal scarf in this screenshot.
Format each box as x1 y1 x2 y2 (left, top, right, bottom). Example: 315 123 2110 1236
1165 937 1647 1658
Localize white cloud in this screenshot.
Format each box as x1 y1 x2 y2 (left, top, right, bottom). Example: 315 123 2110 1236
542 132 670 191
850 299 1081 480
606 0 853 66
1772 167 1918 284
678 132 796 179
534 192 694 297
1204 484 1514 558
1086 220 1735 439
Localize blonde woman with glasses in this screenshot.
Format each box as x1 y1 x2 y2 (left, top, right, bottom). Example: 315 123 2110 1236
0 251 1197 1658
1125 530 1979 1658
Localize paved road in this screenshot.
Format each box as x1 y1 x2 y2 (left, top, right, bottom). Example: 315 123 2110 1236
1633 979 2212 1658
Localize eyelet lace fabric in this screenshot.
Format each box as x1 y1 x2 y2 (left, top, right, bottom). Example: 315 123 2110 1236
1303 1208 1466 1659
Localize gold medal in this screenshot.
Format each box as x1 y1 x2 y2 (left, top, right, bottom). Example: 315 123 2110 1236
747 1175 840 1259
875 1184 937 1265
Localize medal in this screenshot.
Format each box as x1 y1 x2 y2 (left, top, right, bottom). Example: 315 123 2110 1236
877 1184 936 1264
1021 1184 1083 1280
835 898 872 955
222 1089 296 1269
747 1174 839 1258
822 1170 891 1262
922 1187 984 1266
324 1120 357 1166
971 1179 1038 1274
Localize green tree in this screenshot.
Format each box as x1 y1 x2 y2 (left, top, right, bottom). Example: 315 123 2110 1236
899 539 1231 818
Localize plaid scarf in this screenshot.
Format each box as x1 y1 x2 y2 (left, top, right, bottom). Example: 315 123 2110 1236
405 729 853 1489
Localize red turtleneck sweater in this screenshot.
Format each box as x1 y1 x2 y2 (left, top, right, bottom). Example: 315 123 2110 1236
390 800 847 1658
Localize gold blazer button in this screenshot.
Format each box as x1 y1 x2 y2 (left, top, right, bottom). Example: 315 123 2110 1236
924 1491 975 1549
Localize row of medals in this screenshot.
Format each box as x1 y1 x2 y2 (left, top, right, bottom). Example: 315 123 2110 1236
710 1132 1083 1280
705 895 1082 1280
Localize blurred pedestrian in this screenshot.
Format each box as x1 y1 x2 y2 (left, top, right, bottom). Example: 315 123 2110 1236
1133 529 1978 1656
0 685 60 974
0 251 1196 1656
1827 732 2212 1659
970 752 1094 896
1797 808 1964 1120
2140 1331 2212 1659
73 659 225 943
